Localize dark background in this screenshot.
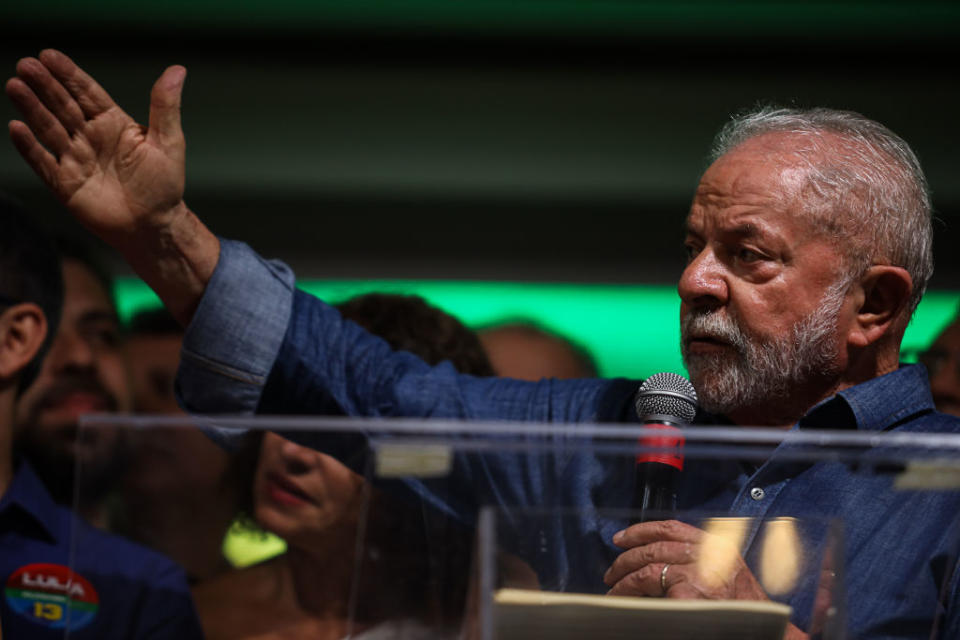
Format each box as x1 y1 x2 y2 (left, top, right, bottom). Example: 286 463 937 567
2 1 958 288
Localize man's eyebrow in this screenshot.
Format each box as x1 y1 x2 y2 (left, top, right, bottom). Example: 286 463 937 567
726 223 764 239
77 310 120 325
683 222 766 240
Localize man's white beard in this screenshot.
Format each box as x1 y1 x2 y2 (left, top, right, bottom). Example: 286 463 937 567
681 281 848 418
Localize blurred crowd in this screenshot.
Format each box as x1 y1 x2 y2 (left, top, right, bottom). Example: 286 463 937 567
1 199 601 639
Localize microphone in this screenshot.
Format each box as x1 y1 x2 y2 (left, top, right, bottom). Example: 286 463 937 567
632 372 698 523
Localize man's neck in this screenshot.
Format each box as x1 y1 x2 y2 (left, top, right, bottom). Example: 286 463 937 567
724 377 840 428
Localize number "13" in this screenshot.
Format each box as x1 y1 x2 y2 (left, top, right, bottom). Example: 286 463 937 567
33 601 63 620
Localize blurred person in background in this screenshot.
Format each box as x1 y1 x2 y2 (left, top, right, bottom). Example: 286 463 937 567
0 198 202 639
14 237 131 527
478 320 598 381
193 293 493 639
917 308 960 417
114 307 242 584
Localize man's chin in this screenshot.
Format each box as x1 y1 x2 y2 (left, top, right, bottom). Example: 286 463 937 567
684 361 749 417
23 419 120 465
684 354 732 387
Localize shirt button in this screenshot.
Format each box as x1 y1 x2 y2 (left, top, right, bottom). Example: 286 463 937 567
750 487 765 501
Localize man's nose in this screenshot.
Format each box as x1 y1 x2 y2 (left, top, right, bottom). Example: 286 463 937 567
47 331 96 372
678 248 728 308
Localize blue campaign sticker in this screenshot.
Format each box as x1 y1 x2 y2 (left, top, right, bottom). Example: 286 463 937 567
5 563 99 630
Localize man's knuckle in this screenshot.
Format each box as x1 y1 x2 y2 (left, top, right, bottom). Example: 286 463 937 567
623 570 647 593
633 545 655 565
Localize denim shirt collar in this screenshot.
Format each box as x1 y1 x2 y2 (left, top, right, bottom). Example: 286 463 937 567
0 460 60 543
806 363 935 433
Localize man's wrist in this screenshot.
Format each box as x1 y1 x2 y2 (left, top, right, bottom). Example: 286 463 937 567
121 201 220 326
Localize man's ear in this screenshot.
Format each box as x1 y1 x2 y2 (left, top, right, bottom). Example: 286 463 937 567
847 265 913 348
0 303 48 381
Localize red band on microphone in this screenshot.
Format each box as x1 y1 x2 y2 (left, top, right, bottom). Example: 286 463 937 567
636 423 685 470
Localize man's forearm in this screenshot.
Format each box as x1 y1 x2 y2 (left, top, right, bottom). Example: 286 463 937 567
120 201 220 327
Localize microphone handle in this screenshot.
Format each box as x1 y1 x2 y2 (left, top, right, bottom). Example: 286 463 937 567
633 421 684 524
635 462 680 523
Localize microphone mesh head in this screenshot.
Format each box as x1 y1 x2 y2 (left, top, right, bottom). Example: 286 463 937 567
635 372 698 423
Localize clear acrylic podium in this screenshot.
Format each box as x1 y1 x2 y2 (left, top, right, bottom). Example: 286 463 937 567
60 414 960 639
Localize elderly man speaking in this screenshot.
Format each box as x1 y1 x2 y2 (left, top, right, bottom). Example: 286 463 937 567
7 50 959 639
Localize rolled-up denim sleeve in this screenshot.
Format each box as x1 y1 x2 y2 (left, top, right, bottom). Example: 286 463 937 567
175 238 640 450
175 239 295 446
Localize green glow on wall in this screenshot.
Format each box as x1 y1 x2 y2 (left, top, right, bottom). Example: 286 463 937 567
115 278 959 379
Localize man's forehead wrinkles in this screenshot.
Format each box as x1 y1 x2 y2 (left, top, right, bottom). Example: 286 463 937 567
685 200 780 237
695 178 776 210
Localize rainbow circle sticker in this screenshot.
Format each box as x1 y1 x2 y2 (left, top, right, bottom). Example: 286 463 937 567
5 563 99 630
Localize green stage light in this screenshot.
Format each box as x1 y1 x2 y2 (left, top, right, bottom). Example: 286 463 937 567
116 278 958 379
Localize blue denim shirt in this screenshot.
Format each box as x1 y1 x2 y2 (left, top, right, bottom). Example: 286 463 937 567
178 240 960 639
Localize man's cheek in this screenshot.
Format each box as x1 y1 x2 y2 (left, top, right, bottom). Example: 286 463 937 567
102 360 134 412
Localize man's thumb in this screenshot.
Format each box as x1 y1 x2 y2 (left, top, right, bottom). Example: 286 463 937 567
148 65 186 148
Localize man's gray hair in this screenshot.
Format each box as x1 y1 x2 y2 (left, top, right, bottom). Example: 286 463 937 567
711 106 933 315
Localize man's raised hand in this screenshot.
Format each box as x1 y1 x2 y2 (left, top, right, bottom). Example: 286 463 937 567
5 49 188 245
5 49 218 325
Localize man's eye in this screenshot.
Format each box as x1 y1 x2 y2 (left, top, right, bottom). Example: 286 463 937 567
684 244 701 262
737 248 763 264
83 327 120 348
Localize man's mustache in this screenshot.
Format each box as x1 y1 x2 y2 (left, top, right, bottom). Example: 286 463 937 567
35 374 119 413
681 310 748 351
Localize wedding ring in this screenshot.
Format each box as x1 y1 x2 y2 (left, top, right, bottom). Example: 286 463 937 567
659 563 671 595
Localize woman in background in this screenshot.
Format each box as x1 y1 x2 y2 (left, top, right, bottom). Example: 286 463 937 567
193 294 496 639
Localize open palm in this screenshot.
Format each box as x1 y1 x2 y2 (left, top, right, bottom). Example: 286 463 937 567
6 49 187 244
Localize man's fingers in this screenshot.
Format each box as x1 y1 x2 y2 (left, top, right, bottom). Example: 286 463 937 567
5 77 72 156
9 121 60 190
607 562 677 597
613 519 704 549
38 49 116 119
663 582 702 600
147 65 186 149
14 57 86 135
603 540 696 586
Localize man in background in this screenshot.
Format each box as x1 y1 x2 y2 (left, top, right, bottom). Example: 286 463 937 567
478 320 597 380
918 309 960 416
14 238 131 527
0 198 201 638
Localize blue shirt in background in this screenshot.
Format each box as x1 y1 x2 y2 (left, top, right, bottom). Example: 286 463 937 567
0 461 203 639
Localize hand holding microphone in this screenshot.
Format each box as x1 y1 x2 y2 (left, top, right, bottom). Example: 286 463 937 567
610 374 776 611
